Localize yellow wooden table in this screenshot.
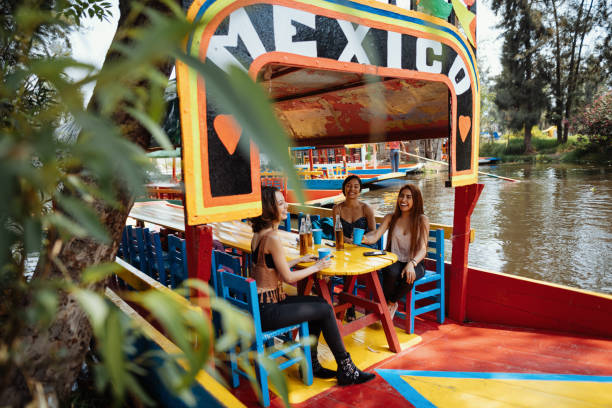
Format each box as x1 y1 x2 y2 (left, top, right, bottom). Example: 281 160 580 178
129 201 401 352
296 244 401 353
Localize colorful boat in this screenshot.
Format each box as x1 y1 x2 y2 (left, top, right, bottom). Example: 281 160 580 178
114 1 612 407
478 156 500 165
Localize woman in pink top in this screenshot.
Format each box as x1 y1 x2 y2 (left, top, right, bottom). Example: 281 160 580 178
362 184 429 318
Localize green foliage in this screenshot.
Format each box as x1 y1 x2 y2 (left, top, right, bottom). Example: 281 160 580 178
569 90 612 146
479 127 609 163
491 1 548 148
1 0 300 406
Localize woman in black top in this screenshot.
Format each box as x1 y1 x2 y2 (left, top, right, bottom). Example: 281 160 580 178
249 186 375 385
332 175 376 242
332 175 377 321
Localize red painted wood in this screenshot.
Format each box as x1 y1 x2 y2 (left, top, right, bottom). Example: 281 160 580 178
308 149 313 171
185 224 213 297
466 267 612 338
365 271 401 353
449 183 483 323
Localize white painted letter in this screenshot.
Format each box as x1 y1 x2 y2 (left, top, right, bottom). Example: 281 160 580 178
448 54 471 95
387 31 402 69
337 20 370 64
416 38 442 73
396 0 412 10
273 6 317 57
207 8 266 72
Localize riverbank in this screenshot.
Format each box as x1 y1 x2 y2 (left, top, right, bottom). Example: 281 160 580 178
479 134 612 165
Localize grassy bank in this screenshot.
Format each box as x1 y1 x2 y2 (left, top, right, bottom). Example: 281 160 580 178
480 130 611 164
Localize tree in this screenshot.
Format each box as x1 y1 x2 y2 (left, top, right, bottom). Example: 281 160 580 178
1 0 299 405
492 0 549 153
478 54 503 138
544 0 610 143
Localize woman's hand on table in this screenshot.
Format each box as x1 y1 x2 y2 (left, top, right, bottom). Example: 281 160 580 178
401 263 416 284
299 254 318 263
314 256 332 271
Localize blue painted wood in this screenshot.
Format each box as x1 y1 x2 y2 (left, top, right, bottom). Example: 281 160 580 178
126 226 147 273
395 228 445 333
131 336 227 408
210 250 242 295
144 230 168 286
218 271 313 407
118 227 130 260
167 235 188 289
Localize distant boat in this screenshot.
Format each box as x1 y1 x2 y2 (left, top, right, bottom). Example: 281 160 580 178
479 157 500 165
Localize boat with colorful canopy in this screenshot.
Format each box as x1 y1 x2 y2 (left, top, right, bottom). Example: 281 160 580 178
112 1 612 407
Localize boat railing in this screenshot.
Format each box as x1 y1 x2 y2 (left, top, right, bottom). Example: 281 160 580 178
287 203 475 242
108 259 246 407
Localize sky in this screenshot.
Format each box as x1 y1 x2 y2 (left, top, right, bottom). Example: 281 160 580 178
69 0 503 103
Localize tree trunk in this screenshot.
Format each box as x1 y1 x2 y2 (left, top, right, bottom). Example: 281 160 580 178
563 0 594 143
550 0 565 144
1 1 178 405
524 124 534 153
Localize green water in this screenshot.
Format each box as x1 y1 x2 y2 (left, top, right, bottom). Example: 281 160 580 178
360 163 612 295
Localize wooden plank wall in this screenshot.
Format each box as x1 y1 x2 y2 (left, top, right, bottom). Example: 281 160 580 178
459 265 612 339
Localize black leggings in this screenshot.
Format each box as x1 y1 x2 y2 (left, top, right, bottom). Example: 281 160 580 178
382 261 425 303
259 295 346 361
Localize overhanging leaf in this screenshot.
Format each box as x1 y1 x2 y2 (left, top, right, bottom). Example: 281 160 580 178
175 52 306 203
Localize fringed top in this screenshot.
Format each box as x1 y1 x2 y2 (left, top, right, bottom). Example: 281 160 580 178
251 232 286 304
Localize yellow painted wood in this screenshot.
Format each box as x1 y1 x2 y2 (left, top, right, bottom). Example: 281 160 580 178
129 202 397 275
277 320 421 404
287 204 475 242
401 376 612 408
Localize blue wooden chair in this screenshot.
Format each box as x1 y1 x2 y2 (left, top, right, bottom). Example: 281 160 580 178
396 228 445 333
218 270 313 407
167 235 188 289
126 226 147 272
117 227 130 260
210 249 242 295
280 213 291 231
144 230 168 286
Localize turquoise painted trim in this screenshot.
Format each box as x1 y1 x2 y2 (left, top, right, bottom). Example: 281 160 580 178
377 369 612 382
377 369 437 408
186 0 477 91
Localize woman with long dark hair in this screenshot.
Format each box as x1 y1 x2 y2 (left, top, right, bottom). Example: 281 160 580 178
362 184 429 318
332 175 376 243
249 186 375 385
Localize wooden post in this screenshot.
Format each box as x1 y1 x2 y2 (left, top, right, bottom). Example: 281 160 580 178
449 183 483 323
308 149 313 171
185 224 213 308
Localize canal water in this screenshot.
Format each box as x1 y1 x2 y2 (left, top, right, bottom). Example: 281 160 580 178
360 163 612 295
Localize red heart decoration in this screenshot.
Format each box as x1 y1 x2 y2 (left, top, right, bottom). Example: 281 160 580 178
459 115 471 143
213 114 242 155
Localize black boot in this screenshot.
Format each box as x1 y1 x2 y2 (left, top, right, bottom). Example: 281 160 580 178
311 357 336 379
337 353 375 386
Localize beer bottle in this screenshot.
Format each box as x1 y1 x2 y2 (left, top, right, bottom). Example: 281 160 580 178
299 218 308 255
305 214 313 248
335 214 344 250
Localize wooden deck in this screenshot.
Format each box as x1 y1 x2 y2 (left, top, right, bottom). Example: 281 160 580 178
231 318 612 407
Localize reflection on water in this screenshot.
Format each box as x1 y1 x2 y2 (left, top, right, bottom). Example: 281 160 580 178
361 163 612 295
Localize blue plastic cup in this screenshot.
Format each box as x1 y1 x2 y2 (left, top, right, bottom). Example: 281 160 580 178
318 248 331 260
352 228 365 245
312 228 323 245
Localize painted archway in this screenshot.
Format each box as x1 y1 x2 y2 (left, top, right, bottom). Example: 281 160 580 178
177 0 480 225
